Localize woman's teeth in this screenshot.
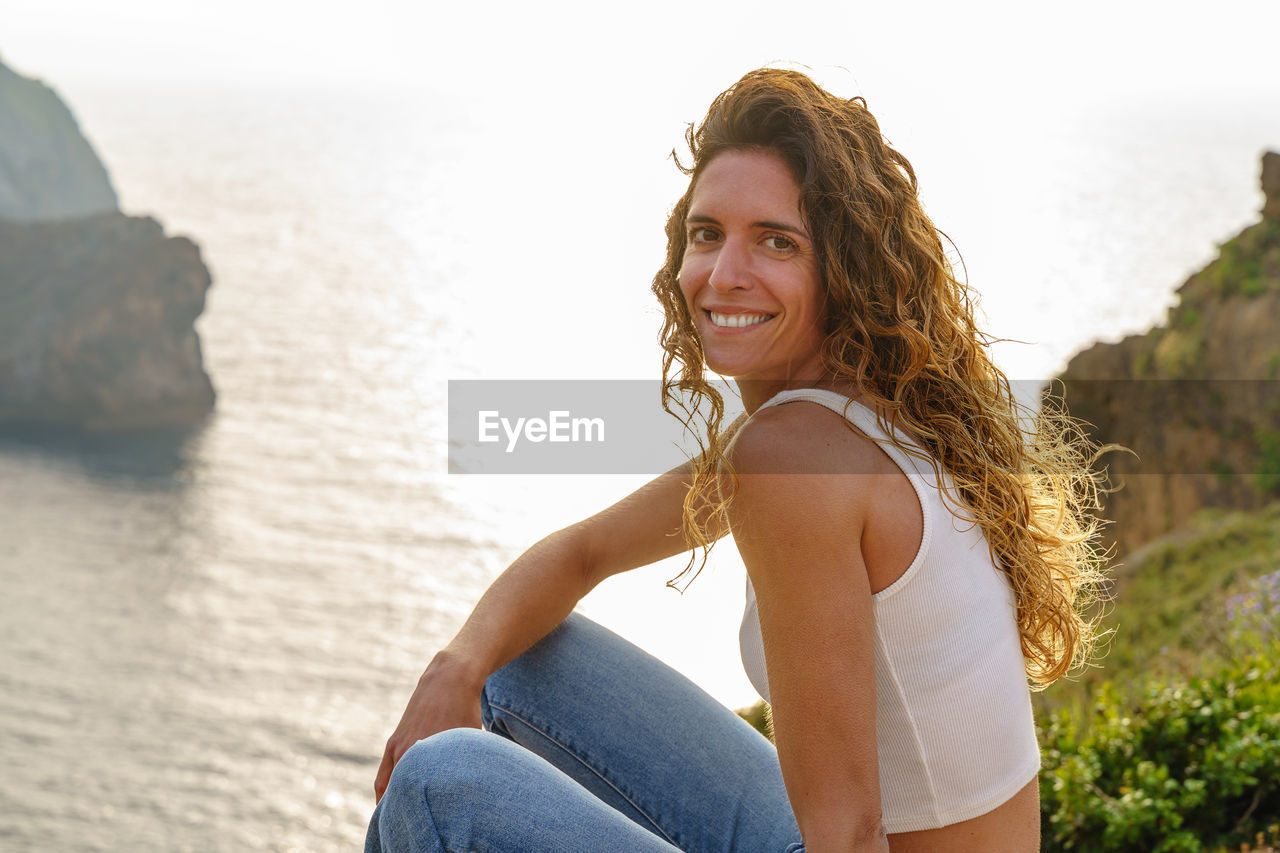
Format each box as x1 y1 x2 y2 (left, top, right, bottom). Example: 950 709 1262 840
709 311 774 328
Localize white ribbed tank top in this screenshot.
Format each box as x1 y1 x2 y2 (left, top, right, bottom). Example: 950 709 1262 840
738 388 1040 833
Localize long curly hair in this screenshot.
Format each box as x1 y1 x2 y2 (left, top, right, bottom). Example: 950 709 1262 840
652 68 1108 686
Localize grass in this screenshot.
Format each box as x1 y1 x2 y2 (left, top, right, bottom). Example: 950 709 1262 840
1037 502 1280 717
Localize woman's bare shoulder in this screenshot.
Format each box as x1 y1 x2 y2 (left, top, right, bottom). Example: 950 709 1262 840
729 398 893 477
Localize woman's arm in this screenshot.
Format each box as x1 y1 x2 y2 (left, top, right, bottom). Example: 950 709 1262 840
727 404 891 853
374 412 748 801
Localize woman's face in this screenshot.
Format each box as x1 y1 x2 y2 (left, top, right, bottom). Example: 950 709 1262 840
677 148 826 389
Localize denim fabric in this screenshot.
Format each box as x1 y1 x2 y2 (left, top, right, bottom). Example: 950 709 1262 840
367 612 806 852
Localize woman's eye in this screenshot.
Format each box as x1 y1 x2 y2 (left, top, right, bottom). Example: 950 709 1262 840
689 227 719 243
764 235 796 251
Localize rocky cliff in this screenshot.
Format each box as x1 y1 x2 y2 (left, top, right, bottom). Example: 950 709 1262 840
0 213 216 429
0 57 215 430
1058 151 1280 557
0 57 118 220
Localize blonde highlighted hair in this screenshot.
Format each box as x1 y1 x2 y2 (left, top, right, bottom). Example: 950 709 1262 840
652 68 1108 686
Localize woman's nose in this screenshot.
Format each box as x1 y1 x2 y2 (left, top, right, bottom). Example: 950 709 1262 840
707 240 754 292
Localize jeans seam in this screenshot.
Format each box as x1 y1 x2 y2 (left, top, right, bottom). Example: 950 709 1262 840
486 697 681 849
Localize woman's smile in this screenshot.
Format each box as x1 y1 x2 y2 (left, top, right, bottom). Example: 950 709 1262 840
705 309 777 330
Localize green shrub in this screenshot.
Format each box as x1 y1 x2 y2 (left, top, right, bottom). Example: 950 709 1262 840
1040 626 1280 852
1211 822 1280 852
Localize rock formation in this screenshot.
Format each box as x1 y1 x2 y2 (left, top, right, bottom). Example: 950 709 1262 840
0 57 215 430
0 213 216 429
1057 151 1280 557
1262 151 1280 220
0 56 118 220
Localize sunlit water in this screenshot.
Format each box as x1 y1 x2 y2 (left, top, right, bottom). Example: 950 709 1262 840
1 77 1276 849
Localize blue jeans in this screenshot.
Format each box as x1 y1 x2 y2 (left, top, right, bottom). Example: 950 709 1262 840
366 612 805 852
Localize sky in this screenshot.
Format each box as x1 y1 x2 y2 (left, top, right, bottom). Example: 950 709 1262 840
4 0 1277 104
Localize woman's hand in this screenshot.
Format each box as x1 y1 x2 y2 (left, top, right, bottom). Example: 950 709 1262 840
373 651 486 803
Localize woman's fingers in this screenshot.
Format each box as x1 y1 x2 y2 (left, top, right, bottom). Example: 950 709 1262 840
373 740 399 803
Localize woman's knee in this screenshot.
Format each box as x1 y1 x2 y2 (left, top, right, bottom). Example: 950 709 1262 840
385 728 496 800
373 729 514 852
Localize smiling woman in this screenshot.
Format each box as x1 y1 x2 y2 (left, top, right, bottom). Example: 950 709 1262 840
366 67 1108 853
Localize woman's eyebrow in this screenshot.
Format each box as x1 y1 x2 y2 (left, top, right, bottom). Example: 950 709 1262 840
685 213 810 238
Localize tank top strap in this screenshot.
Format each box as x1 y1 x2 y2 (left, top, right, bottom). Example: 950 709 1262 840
755 387 896 449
